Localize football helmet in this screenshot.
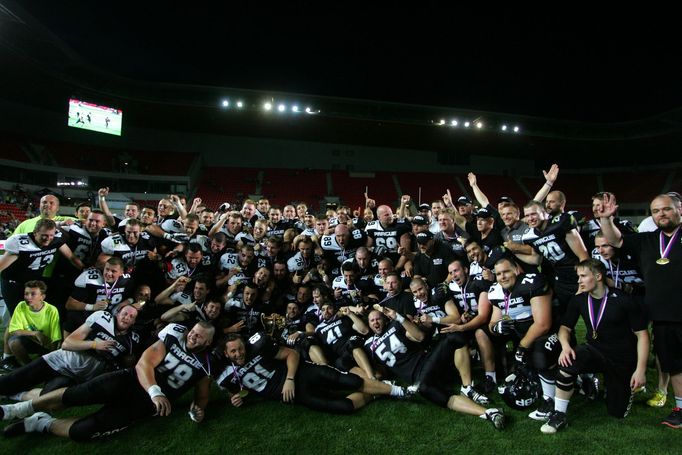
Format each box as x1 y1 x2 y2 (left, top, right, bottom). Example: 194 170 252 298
501 368 541 410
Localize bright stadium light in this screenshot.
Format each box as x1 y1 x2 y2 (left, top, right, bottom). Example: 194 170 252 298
451 120 458 126
236 101 244 108
439 119 446 125
264 102 273 111
501 124 508 131
292 105 299 112
476 122 483 129
278 104 286 112
513 125 520 133
464 121 470 128
305 107 312 113
221 100 229 107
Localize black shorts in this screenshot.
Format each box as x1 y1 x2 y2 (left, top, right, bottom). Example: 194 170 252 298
7 335 50 356
415 332 468 407
560 344 635 418
294 362 362 414
61 368 156 441
652 322 682 375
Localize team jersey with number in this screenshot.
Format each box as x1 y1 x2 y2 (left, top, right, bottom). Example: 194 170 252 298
155 323 215 400
314 315 356 353
320 229 366 269
2 232 65 282
487 273 550 324
364 320 423 383
164 257 211 281
61 221 104 266
100 233 156 272
42 310 141 379
286 251 320 273
447 277 493 315
522 213 581 282
71 267 134 310
366 220 410 257
216 332 285 398
219 252 258 277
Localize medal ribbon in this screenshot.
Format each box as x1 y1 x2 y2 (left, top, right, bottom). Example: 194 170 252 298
587 291 608 337
608 260 620 289
192 351 211 377
659 226 681 260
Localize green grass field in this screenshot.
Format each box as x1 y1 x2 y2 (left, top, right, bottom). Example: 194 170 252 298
0 323 677 454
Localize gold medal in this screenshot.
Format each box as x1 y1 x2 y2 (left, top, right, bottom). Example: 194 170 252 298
592 331 598 340
656 258 670 265
238 389 249 398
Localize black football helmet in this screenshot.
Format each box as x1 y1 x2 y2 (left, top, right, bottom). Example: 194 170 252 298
501 368 541 410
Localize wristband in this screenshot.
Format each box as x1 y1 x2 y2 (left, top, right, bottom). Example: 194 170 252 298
395 314 405 324
148 385 166 399
286 377 295 381
92 340 97 349
544 182 553 188
85 304 94 311
432 316 441 324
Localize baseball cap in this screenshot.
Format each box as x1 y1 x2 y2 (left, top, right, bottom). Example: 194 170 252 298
412 215 428 225
498 196 514 204
418 203 431 211
455 196 473 206
475 208 493 218
416 231 434 244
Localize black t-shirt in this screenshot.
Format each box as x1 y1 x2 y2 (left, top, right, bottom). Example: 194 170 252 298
448 277 493 315
413 240 457 287
622 229 682 321
382 291 418 317
562 288 647 363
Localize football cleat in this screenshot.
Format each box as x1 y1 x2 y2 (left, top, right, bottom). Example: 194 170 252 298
541 410 567 434
462 386 490 406
528 397 554 421
661 407 682 429
484 408 506 431
476 375 497 395
647 389 667 408
3 412 53 437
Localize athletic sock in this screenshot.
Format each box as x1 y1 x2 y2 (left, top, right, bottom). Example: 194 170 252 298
485 372 497 383
390 385 404 397
555 397 570 413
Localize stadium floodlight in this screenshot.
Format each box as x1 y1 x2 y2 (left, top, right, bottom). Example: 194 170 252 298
501 124 508 131
236 101 244 108
451 120 458 126
513 126 520 133
464 121 470 128
476 122 483 129
277 104 286 112
292 105 299 112
264 102 273 111
221 100 229 107
439 119 446 125
305 107 313 113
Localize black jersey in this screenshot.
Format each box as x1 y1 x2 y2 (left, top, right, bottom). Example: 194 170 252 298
224 302 268 337
71 267 134 311
596 253 644 292
487 273 550 328
216 332 285 399
164 257 212 282
522 213 581 282
468 246 509 280
448 277 493 315
315 315 356 353
2 232 65 282
155 323 215 400
320 229 366 273
562 288 647 363
366 220 410 262
581 217 636 254
85 310 142 367
61 222 105 267
100 232 156 273
364 320 424 384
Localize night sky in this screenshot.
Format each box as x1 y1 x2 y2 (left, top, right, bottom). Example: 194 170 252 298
20 3 682 123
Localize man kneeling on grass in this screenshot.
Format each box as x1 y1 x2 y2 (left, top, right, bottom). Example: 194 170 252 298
540 259 649 434
219 332 409 413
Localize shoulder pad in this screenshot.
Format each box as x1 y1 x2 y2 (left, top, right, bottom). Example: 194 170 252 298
158 323 187 343
75 267 103 288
